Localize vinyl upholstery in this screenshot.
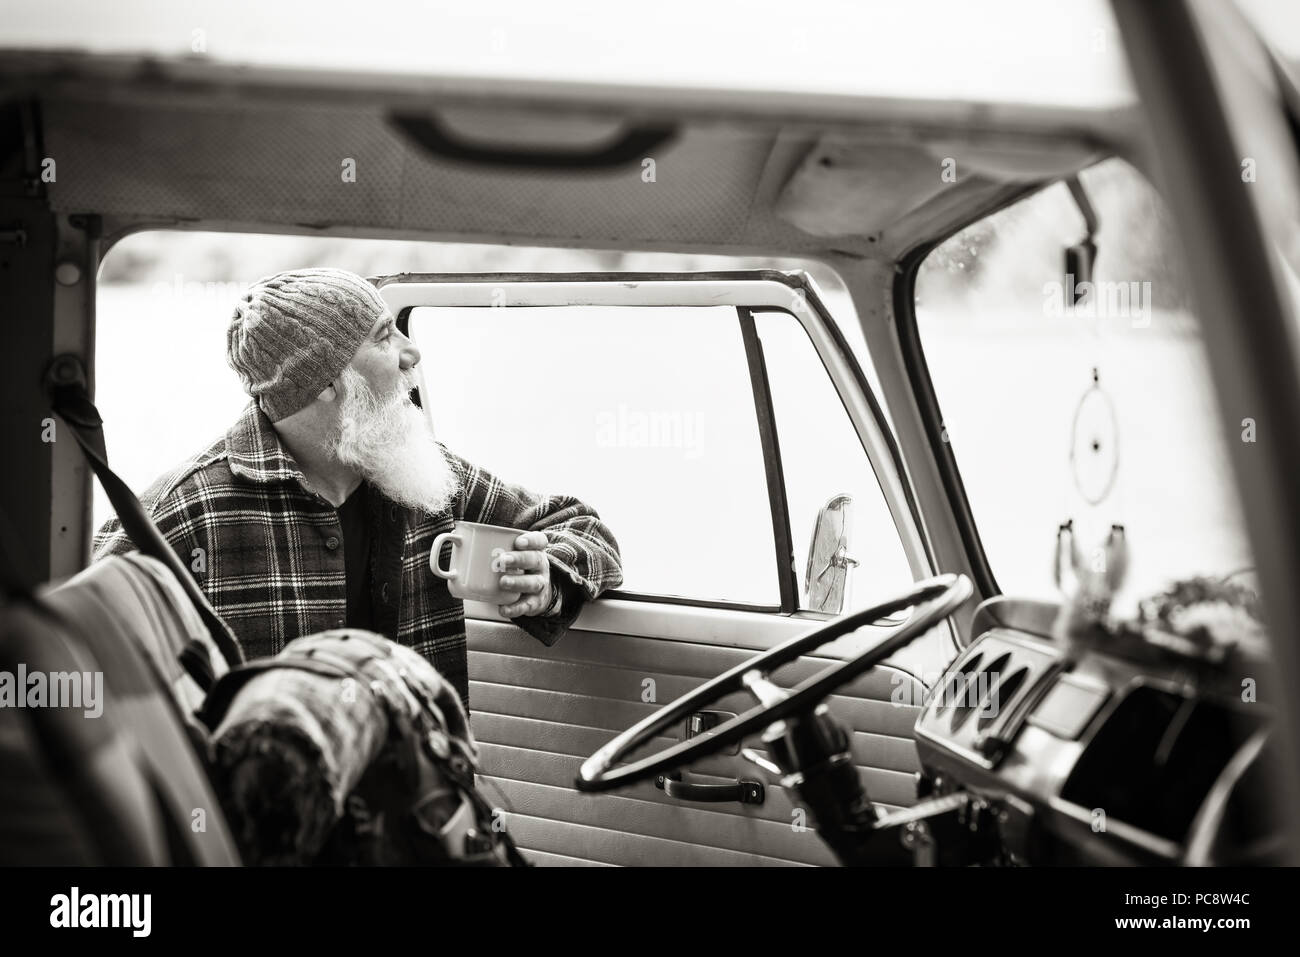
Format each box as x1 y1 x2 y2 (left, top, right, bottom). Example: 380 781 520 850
467 621 926 867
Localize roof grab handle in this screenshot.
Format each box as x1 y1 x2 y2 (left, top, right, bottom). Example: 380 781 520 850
387 112 676 171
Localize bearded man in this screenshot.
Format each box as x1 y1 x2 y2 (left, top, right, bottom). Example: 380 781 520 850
93 268 623 712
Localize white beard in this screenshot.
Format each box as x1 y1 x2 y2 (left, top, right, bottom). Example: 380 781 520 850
331 367 460 517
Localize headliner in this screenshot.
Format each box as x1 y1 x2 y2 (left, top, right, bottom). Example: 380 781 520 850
1 49 1121 260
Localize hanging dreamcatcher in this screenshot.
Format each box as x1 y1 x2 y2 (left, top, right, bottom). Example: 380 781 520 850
1053 367 1128 644
1068 367 1120 506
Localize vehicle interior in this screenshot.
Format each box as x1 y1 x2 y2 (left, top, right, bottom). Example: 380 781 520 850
3 0 1300 866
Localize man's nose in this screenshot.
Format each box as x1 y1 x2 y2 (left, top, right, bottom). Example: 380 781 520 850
399 338 421 370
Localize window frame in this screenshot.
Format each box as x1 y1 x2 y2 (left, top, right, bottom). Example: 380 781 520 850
894 235 1006 600
383 270 934 615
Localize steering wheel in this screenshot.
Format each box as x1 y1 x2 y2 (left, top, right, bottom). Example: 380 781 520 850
575 573 973 792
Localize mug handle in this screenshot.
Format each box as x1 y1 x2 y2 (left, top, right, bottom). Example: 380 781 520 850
430 532 463 580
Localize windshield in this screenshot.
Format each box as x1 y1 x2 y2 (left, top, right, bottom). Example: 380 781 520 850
914 158 1255 612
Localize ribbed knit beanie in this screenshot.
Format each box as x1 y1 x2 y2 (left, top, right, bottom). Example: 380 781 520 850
227 268 387 422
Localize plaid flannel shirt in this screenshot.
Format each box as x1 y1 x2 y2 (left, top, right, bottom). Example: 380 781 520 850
93 400 623 712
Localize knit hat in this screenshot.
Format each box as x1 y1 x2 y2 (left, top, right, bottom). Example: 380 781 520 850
227 268 388 422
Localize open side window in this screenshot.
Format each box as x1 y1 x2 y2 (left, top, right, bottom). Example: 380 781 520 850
379 271 930 624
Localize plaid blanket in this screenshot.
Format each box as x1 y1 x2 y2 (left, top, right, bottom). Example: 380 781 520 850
93 400 623 711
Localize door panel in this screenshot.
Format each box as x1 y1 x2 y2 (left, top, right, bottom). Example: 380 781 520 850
472 711 921 784
501 810 814 868
477 743 910 827
468 620 926 866
484 775 835 867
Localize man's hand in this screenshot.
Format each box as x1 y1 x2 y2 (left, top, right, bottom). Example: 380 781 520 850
492 531 556 618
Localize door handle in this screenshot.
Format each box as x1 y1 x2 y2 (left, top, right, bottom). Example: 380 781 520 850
655 772 765 805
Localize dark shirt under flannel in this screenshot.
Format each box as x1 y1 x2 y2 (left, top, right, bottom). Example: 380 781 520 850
93 400 624 712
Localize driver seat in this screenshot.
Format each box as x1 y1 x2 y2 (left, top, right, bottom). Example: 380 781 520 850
0 553 241 864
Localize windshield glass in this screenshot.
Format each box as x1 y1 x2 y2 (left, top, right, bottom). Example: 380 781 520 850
914 158 1255 612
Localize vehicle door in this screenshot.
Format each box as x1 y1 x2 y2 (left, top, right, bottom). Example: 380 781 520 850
377 271 954 866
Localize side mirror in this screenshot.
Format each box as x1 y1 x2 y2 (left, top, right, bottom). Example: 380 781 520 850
804 494 859 614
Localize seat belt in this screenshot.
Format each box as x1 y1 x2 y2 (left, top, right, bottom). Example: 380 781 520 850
46 357 245 684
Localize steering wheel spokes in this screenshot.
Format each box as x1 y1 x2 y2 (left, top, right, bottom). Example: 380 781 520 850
575 574 973 793
740 669 789 708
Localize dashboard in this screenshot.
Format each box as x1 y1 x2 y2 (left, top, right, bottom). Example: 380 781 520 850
910 597 1277 865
